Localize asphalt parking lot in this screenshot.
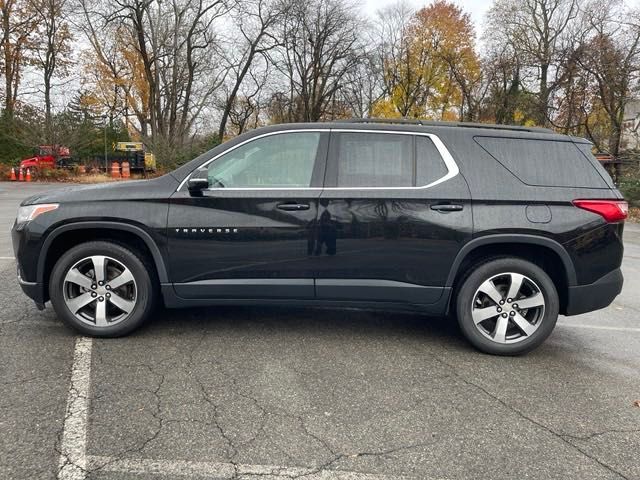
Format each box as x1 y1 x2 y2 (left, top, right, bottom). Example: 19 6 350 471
1 181 639 480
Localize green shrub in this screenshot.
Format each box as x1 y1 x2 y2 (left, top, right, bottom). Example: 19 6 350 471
620 179 640 207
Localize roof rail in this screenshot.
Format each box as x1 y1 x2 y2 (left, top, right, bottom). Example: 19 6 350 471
337 118 555 134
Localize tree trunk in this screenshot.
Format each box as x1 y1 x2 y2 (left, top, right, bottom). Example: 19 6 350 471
538 63 549 126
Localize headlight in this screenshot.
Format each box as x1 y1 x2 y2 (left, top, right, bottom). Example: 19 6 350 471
16 203 59 225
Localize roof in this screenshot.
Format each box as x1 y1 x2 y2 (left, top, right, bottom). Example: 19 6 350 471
336 118 556 134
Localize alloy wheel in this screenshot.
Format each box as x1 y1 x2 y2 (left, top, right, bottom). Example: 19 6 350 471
62 255 137 328
471 272 545 344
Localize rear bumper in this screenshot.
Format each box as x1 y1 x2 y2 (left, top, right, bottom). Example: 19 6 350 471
565 268 623 316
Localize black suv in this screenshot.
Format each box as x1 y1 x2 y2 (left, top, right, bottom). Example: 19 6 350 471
12 120 626 355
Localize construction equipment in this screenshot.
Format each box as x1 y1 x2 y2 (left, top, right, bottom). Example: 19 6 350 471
111 142 156 172
20 145 72 171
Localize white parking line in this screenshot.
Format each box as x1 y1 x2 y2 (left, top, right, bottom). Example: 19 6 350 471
0 256 15 260
558 324 640 333
87 455 404 479
58 337 93 480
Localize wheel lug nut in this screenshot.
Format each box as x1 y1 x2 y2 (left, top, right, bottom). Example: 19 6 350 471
91 284 97 290
497 307 502 312
98 281 104 286
502 313 508 318
99 297 104 302
91 292 97 298
507 298 512 303
105 285 111 290
499 300 504 305
106 293 111 298
510 311 516 316
513 304 518 309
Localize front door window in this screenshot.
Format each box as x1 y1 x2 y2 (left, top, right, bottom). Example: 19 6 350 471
205 132 321 188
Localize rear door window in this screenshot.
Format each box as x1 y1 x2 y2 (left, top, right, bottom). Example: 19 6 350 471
331 132 449 188
335 133 413 187
474 137 610 188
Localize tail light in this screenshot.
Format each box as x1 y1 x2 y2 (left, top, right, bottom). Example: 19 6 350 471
573 199 628 223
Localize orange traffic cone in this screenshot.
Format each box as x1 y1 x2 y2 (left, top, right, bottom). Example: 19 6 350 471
25 168 32 182
18 168 24 181
10 167 16 181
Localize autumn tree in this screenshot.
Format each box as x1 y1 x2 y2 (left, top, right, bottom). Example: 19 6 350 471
0 0 37 117
373 0 481 120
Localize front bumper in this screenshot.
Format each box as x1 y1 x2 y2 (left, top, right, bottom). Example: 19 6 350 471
565 268 623 316
13 221 46 308
18 276 45 308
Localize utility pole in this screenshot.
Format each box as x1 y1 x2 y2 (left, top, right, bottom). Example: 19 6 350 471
104 120 108 171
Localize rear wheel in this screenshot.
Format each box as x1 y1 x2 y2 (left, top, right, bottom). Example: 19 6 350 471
455 258 559 355
49 241 155 337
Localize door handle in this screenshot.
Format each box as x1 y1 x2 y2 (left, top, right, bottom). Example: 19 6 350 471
277 202 310 211
431 204 463 212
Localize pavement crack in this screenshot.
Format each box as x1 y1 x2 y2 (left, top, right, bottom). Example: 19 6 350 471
428 351 632 480
86 357 167 475
560 429 640 441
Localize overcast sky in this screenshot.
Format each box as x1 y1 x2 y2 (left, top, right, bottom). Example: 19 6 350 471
362 0 640 37
362 0 493 34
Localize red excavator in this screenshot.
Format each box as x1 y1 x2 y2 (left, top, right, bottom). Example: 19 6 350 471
20 145 73 171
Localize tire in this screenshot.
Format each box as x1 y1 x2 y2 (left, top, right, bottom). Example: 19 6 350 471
49 241 156 337
455 257 559 355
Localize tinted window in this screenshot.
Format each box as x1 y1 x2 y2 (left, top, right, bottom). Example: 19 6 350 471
336 133 412 187
575 143 615 188
206 132 320 188
474 137 609 188
416 136 448 186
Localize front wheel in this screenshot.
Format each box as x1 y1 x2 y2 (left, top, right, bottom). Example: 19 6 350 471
455 258 559 355
49 241 156 337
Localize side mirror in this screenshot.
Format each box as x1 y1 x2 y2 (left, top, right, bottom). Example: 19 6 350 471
187 178 209 196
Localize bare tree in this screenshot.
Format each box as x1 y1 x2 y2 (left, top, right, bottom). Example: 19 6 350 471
32 0 73 140
226 70 267 135
373 0 423 117
340 51 384 118
78 0 230 161
486 0 580 125
576 2 640 167
217 0 283 139
274 0 363 122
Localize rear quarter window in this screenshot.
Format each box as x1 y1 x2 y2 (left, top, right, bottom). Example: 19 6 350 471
574 143 616 188
416 136 449 186
474 137 610 188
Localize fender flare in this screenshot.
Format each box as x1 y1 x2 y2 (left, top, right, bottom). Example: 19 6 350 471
38 221 169 285
445 234 577 287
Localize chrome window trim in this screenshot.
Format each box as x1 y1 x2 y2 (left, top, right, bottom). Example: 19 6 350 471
176 128 459 192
